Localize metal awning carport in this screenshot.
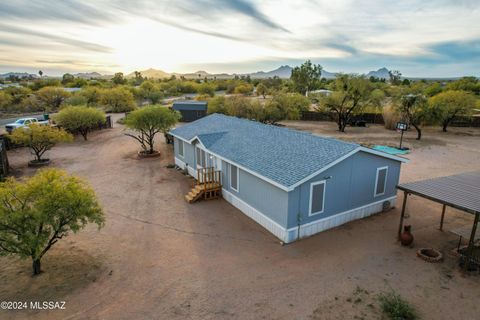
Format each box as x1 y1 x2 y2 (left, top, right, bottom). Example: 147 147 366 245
396 171 480 268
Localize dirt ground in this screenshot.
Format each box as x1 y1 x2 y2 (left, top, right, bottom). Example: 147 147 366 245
0 116 479 320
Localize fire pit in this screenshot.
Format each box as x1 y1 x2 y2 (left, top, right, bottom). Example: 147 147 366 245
417 248 443 263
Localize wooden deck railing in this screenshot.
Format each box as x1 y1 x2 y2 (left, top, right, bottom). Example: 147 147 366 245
196 167 222 191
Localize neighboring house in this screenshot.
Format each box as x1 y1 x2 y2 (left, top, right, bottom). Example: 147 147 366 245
172 101 208 122
169 114 408 243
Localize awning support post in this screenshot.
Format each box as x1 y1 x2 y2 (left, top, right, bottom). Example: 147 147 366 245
439 204 446 231
397 191 408 240
465 213 479 270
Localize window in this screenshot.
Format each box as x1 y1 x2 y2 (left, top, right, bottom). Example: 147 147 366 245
230 164 239 191
309 180 326 216
374 166 388 197
196 148 206 168
178 140 184 157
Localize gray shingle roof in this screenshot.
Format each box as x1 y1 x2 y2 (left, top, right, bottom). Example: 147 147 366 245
170 114 359 188
172 100 207 111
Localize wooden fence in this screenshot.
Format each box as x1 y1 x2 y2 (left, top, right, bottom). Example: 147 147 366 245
301 111 480 127
0 138 9 178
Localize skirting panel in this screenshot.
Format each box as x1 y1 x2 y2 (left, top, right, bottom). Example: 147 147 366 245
222 189 288 242
286 196 397 241
174 157 185 169
175 157 196 177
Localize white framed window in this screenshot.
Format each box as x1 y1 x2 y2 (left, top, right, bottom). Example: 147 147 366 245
196 147 206 168
178 140 184 157
230 164 239 192
309 180 326 216
374 166 388 197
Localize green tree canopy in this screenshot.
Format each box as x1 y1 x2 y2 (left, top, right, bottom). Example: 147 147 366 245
321 74 375 132
0 168 104 275
54 106 106 140
395 93 430 140
256 83 268 98
290 60 322 95
429 90 477 132
112 72 127 85
124 106 179 154
9 124 73 163
99 87 136 112
36 86 70 111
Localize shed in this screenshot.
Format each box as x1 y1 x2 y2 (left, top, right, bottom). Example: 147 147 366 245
172 101 207 122
170 114 408 243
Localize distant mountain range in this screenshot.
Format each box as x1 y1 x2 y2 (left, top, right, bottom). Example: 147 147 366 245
0 72 38 79
124 65 339 80
1 67 465 81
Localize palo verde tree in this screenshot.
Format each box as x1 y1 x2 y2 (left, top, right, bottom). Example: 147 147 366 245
256 83 268 98
99 87 136 113
395 93 429 140
54 106 106 140
429 90 477 132
9 124 73 164
0 168 104 275
290 60 322 95
321 74 378 132
124 105 179 155
36 86 70 112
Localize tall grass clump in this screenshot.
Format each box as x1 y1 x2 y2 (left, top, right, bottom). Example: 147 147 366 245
378 291 417 320
382 102 401 130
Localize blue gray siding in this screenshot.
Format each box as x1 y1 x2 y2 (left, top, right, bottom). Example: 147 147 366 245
174 137 195 168
287 151 401 229
222 160 289 228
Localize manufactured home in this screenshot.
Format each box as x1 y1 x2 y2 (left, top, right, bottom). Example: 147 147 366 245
170 114 408 243
172 100 207 122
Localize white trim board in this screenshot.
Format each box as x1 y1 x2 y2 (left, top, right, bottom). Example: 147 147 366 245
374 166 388 197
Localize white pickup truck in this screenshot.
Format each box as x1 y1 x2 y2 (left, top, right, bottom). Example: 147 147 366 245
5 117 49 134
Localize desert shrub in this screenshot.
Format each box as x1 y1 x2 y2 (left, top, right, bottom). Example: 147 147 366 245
36 86 70 111
54 106 106 140
378 291 417 320
382 102 401 130
234 83 254 95
124 105 179 154
65 94 88 106
99 87 136 112
9 124 73 162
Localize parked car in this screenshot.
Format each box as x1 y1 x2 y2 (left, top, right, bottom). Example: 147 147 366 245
5 117 49 134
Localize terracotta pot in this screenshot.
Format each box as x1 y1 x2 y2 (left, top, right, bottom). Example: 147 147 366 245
400 225 414 246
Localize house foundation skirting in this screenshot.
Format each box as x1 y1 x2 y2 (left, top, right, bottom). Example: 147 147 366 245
222 188 288 241
174 157 196 177
285 196 397 243
223 188 396 243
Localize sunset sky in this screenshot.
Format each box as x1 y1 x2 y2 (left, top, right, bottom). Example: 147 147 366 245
0 0 479 77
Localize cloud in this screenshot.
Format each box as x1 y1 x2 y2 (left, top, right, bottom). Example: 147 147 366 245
0 24 113 53
0 0 111 25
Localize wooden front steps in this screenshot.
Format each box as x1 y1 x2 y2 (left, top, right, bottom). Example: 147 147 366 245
185 167 222 203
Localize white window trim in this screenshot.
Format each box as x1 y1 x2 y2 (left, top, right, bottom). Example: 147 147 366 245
374 166 388 197
309 180 326 216
178 140 184 158
230 164 239 192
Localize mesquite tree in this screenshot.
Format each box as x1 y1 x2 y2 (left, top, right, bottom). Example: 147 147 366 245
0 169 104 275
54 106 106 140
124 105 179 154
321 74 379 132
9 124 73 162
429 90 476 132
396 94 429 140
